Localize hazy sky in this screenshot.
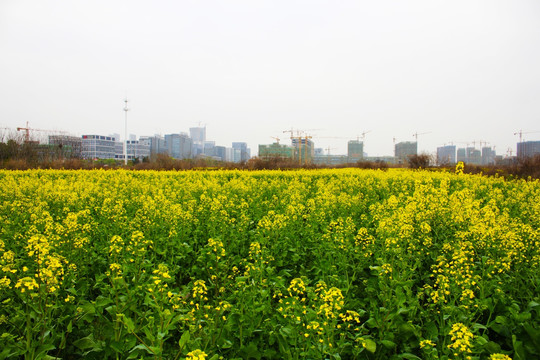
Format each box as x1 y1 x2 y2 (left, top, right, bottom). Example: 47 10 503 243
1 0 539 156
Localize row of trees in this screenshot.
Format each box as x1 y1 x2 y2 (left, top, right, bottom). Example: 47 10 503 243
1 133 539 178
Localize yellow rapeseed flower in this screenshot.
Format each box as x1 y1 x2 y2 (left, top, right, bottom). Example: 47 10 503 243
186 349 207 360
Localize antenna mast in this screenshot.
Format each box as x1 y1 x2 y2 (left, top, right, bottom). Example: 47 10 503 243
124 98 129 165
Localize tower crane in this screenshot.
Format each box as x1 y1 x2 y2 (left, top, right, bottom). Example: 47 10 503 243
17 121 68 143
477 140 491 148
507 148 513 157
17 122 33 142
356 130 371 142
514 130 540 143
270 136 280 144
325 147 337 165
283 128 315 165
412 131 431 142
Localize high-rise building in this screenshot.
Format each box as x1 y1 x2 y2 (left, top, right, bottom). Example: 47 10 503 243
164 133 192 159
457 148 467 163
203 141 216 157
81 135 117 159
467 147 482 165
189 127 206 144
347 140 364 162
190 127 206 156
215 146 227 161
436 145 456 165
456 147 483 164
395 141 417 164
232 148 242 163
291 138 314 164
481 147 496 165
517 141 540 158
232 142 251 162
140 135 167 157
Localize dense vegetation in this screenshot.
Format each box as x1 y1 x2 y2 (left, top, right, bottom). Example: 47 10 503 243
0 169 539 359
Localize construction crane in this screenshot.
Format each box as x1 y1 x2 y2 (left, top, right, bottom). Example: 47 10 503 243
283 128 314 165
325 147 337 165
412 131 431 142
16 122 33 142
17 121 68 143
514 130 540 143
282 128 298 139
355 130 371 142
507 148 513 157
478 140 490 148
315 136 348 140
270 136 280 144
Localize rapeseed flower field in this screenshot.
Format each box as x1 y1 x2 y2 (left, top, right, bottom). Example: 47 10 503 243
0 168 539 359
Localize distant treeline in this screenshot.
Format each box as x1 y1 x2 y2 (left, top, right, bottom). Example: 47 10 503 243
1 138 540 179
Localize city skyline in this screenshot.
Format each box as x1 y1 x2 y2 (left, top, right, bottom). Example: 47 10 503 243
1 1 539 156
0 121 535 159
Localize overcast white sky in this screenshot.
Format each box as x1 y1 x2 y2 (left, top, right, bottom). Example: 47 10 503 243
1 0 539 156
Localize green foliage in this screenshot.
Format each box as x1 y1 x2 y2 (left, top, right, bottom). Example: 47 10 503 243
0 169 539 359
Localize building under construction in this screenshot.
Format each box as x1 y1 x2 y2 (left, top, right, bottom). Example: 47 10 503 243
291 137 315 164
48 135 82 159
395 141 417 164
456 146 495 165
258 143 295 160
437 145 456 165
347 140 364 162
517 141 540 158
481 147 497 165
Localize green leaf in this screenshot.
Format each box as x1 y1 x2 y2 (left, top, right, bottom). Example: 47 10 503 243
142 326 156 342
485 341 501 353
240 342 261 360
34 344 56 360
129 344 154 355
363 338 376 353
528 301 540 310
476 336 488 346
473 323 487 330
110 341 124 353
523 323 540 343
279 326 292 337
179 331 190 349
515 312 531 323
123 316 135 333
397 354 422 360
220 339 233 349
397 308 409 315
73 336 97 350
425 321 438 337
381 340 396 349
512 335 526 360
